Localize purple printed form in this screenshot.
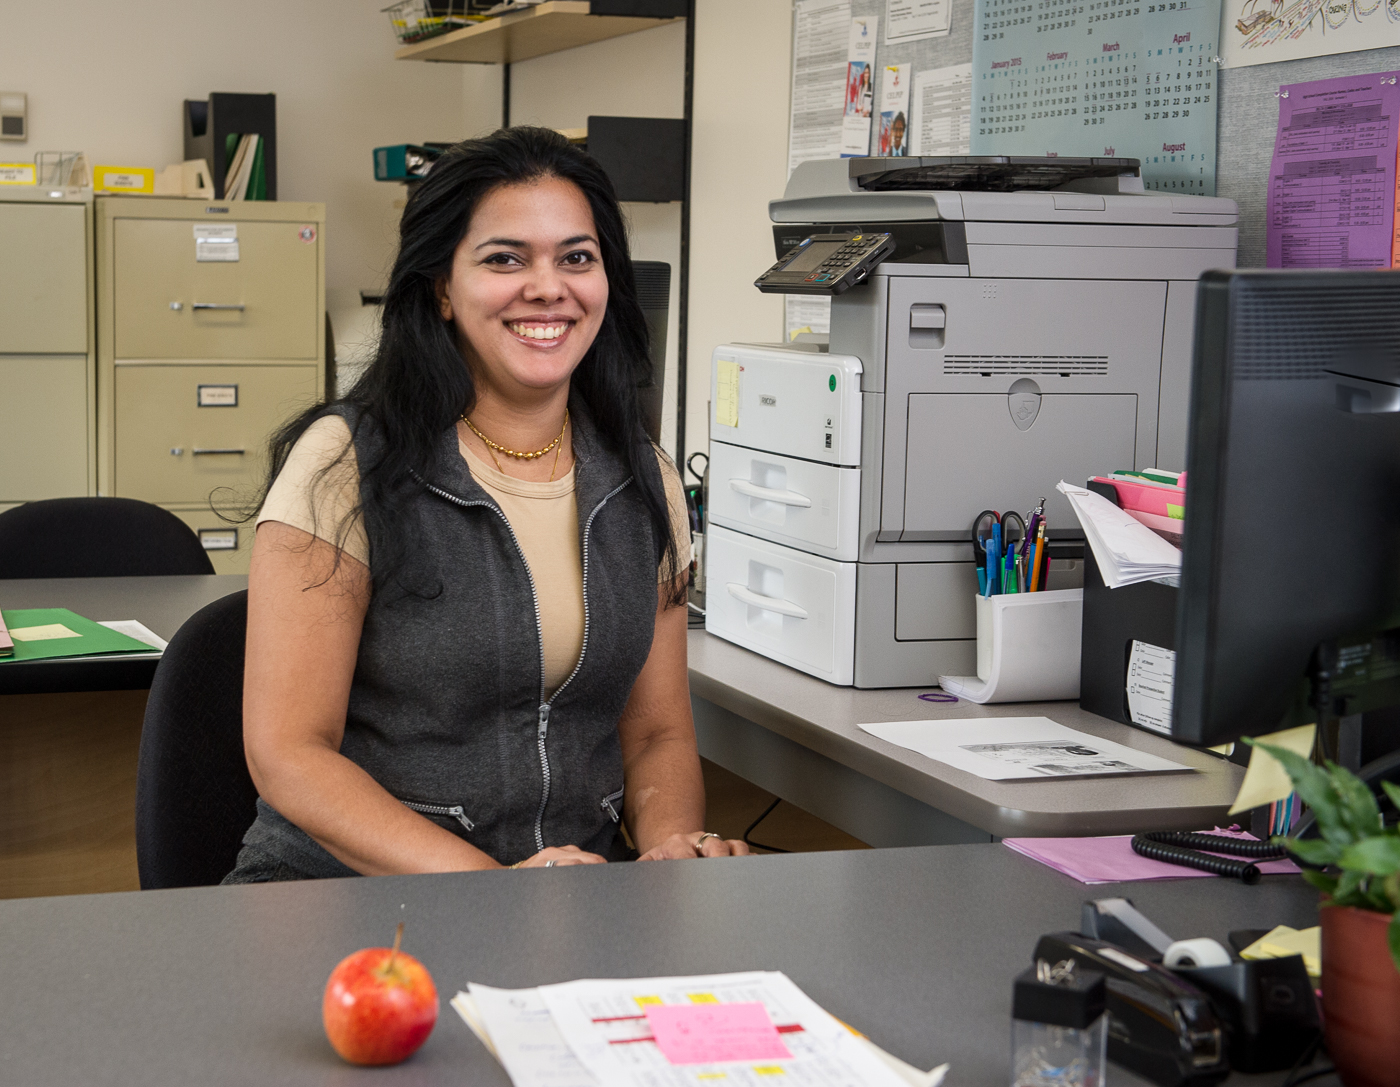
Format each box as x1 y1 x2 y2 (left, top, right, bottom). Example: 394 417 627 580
1266 72 1400 269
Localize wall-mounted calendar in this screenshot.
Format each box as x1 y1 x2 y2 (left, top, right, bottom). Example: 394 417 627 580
969 0 1222 195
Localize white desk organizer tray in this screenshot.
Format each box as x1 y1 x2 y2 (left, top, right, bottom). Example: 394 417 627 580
938 588 1083 704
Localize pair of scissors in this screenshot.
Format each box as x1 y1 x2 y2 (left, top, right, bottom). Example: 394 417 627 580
972 509 1027 594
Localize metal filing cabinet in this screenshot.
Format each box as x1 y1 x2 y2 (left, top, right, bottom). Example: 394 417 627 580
96 197 326 573
0 188 96 508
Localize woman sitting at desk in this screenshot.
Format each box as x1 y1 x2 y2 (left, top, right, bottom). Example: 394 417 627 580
224 127 747 882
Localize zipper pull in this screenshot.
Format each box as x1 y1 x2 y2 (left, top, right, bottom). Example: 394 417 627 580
446 805 475 832
538 703 550 735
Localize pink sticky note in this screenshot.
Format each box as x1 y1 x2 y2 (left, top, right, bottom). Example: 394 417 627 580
644 1002 793 1065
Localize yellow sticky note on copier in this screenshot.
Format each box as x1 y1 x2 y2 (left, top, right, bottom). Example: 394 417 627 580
715 358 739 427
1227 723 1316 815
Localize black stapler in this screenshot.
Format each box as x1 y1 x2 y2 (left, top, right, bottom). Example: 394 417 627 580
1034 932 1230 1087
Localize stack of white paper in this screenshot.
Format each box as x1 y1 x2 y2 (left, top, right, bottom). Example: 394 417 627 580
451 971 949 1087
1056 481 1182 588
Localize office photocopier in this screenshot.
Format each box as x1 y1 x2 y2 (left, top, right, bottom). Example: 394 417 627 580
705 156 1238 687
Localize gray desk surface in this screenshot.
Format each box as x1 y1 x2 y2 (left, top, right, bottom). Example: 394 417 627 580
0 575 247 693
688 631 1246 839
0 843 1316 1087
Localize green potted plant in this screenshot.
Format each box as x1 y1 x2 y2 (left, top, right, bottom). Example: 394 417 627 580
1253 740 1400 1087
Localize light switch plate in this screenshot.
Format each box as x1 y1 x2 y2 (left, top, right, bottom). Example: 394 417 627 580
0 92 26 141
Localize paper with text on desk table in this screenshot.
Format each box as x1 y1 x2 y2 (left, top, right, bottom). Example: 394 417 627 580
858 718 1192 780
538 971 914 1087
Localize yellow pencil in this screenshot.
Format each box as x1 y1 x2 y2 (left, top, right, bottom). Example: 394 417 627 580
1030 523 1046 592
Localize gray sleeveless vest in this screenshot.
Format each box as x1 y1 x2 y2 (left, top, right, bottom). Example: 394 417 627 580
241 397 664 875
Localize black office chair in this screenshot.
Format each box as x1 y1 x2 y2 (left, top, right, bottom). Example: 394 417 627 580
0 497 215 578
136 590 258 889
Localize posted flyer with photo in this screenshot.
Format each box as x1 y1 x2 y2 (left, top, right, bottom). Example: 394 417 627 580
840 16 878 157
876 64 912 157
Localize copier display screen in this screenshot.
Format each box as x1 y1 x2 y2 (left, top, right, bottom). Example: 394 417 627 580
783 241 843 273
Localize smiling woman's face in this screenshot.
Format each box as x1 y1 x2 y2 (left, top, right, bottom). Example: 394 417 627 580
437 176 608 400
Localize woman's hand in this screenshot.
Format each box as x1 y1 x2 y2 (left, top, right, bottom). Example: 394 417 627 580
637 832 751 861
511 844 608 868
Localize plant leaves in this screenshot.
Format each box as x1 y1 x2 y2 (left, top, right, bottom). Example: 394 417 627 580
1251 741 1379 847
1390 913 1400 977
1382 780 1400 815
1337 835 1400 876
1385 873 1400 913
1331 759 1385 840
1333 868 1368 907
1281 836 1340 867
1301 869 1338 895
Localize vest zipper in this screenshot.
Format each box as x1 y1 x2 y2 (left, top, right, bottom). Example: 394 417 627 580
425 475 633 856
600 787 625 823
400 799 475 832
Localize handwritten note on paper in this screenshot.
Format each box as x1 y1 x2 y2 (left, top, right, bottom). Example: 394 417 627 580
644 1003 793 1066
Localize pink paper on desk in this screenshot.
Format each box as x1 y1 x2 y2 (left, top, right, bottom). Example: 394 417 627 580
1003 828 1301 884
644 1002 793 1065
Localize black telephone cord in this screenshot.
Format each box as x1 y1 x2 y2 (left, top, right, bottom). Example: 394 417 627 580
1130 836 1263 884
1139 830 1290 859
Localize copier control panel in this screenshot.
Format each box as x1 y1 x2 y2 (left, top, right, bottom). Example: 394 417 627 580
754 232 895 296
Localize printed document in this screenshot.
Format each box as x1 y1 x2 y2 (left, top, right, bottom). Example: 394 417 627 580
789 0 851 175
1265 73 1400 270
886 0 951 43
841 16 878 157
1057 481 1182 589
912 64 972 156
857 717 1192 781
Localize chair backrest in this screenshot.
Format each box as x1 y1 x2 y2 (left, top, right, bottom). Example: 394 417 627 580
0 497 215 578
136 589 257 889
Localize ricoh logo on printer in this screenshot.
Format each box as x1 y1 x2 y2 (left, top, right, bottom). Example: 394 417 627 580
759 395 777 406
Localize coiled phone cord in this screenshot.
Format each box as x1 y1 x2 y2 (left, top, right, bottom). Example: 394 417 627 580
1139 830 1291 860
1130 832 1286 884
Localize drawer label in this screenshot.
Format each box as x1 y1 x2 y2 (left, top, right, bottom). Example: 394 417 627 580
197 383 238 407
198 528 239 551
0 163 36 184
194 224 239 262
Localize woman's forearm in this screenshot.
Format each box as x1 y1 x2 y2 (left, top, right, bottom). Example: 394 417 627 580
250 739 502 875
621 732 706 854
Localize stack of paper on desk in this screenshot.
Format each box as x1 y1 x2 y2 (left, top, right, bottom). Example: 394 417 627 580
451 971 948 1087
1056 481 1182 588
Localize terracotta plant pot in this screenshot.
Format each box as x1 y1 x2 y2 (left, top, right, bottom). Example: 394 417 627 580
1321 903 1400 1087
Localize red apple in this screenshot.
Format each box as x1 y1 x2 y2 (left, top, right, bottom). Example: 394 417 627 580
323 922 439 1065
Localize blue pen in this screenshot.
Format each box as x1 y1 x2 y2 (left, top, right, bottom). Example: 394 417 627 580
1005 547 1015 594
988 523 1002 596
977 567 987 595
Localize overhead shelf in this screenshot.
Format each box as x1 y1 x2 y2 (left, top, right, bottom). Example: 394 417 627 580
395 1 680 65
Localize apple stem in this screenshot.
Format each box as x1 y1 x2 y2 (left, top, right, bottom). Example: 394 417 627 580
387 921 404 971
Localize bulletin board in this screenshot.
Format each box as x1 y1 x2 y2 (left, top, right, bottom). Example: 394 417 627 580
790 0 1400 268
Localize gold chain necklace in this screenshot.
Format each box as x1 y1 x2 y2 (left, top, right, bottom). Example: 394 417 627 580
463 409 569 481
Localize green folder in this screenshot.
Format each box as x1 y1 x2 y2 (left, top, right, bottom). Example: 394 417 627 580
0 608 157 664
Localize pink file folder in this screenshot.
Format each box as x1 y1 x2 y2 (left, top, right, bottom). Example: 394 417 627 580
1003 828 1300 884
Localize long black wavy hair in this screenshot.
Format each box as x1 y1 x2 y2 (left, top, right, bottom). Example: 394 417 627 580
258 126 682 601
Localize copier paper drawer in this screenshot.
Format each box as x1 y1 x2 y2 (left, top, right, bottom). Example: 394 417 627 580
708 439 861 562
710 343 862 466
704 524 856 686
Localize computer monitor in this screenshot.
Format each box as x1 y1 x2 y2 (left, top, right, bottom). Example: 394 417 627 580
1172 269 1400 748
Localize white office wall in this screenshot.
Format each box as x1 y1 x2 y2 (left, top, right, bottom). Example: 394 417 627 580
686 0 791 467
0 1 501 294
507 22 686 454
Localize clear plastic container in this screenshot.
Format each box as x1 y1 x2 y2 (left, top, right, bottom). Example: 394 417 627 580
1011 1014 1108 1087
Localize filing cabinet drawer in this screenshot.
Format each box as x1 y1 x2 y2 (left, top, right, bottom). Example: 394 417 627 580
708 439 861 561
705 524 856 686
168 507 253 575
0 203 88 354
114 364 318 505
113 217 319 359
0 355 90 502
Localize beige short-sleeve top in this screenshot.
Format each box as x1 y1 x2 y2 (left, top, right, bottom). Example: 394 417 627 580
257 415 691 694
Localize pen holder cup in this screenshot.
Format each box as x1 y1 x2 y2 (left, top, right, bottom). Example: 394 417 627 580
938 590 1083 704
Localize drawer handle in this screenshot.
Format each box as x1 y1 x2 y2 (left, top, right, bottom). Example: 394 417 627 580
725 583 808 620
191 447 246 456
728 479 812 507
192 302 246 311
